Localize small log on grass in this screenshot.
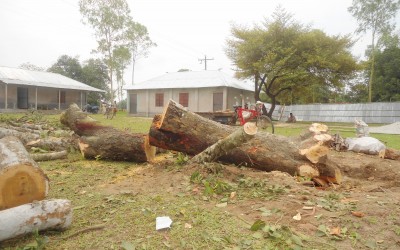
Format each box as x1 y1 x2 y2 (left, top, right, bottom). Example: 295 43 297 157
61 103 156 162
191 122 258 163
30 150 68 162
0 136 49 210
0 199 72 242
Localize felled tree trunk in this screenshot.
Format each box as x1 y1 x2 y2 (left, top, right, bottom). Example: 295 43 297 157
0 127 40 144
191 122 258 163
0 136 49 211
61 103 155 162
0 199 72 242
149 100 342 183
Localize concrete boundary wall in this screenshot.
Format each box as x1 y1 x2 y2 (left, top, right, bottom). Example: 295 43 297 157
269 102 400 124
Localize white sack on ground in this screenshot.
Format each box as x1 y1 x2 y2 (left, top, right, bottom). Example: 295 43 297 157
345 137 386 155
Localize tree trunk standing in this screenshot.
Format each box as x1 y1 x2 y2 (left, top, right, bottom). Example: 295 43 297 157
0 199 72 242
0 136 49 210
149 100 341 182
61 103 156 162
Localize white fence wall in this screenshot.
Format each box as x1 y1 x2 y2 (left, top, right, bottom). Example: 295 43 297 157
269 102 400 124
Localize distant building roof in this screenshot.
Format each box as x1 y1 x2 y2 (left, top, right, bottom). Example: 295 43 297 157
0 66 104 92
125 70 254 92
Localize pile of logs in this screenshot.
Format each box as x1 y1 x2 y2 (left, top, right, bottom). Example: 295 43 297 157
0 112 75 242
60 101 400 185
0 136 72 242
149 100 342 183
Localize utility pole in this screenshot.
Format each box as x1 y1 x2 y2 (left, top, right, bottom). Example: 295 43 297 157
198 55 214 70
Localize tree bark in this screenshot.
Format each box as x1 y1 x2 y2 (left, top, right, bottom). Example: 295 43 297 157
0 127 40 144
30 150 68 162
191 122 258 163
379 148 400 161
0 136 49 211
149 100 342 183
61 103 156 162
0 199 72 242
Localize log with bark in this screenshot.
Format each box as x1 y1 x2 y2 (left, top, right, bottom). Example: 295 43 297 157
30 150 68 162
0 136 49 210
60 103 156 162
149 100 342 183
190 122 258 163
0 199 72 242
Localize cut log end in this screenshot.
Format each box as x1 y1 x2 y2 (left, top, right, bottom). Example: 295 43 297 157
300 143 330 164
298 164 320 178
309 123 329 135
0 165 49 210
144 135 156 162
243 122 258 135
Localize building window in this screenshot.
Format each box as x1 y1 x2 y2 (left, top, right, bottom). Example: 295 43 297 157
155 93 164 107
179 93 189 107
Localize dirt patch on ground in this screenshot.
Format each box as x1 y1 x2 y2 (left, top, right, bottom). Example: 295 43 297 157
100 151 400 249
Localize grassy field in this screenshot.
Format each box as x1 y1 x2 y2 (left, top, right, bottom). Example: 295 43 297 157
1 110 400 249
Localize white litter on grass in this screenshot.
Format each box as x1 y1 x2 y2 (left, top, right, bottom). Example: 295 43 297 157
156 216 173 230
369 122 400 135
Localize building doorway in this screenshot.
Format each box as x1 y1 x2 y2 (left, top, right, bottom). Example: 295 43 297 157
129 93 137 114
17 87 29 109
213 92 223 111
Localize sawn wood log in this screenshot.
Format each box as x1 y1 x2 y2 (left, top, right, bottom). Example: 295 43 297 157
0 136 49 211
0 199 72 242
60 103 155 162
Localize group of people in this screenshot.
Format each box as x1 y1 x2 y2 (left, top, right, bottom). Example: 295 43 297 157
255 101 296 123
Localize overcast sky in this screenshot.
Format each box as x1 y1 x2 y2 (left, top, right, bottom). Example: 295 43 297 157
0 0 398 85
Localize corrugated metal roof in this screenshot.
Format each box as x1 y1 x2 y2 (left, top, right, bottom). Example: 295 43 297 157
0 66 105 92
124 70 254 92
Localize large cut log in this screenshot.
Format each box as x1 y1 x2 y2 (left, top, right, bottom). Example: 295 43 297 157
61 103 155 162
191 122 258 163
0 136 49 211
149 100 342 183
0 199 72 242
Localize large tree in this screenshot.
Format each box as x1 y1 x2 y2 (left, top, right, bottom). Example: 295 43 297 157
48 55 110 105
79 0 132 102
126 21 157 84
373 42 400 102
82 58 110 104
47 55 83 81
226 8 358 116
348 0 400 102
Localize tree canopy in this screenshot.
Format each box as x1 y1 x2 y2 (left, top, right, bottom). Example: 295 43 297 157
348 0 400 102
79 0 155 102
226 8 359 116
48 55 109 104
